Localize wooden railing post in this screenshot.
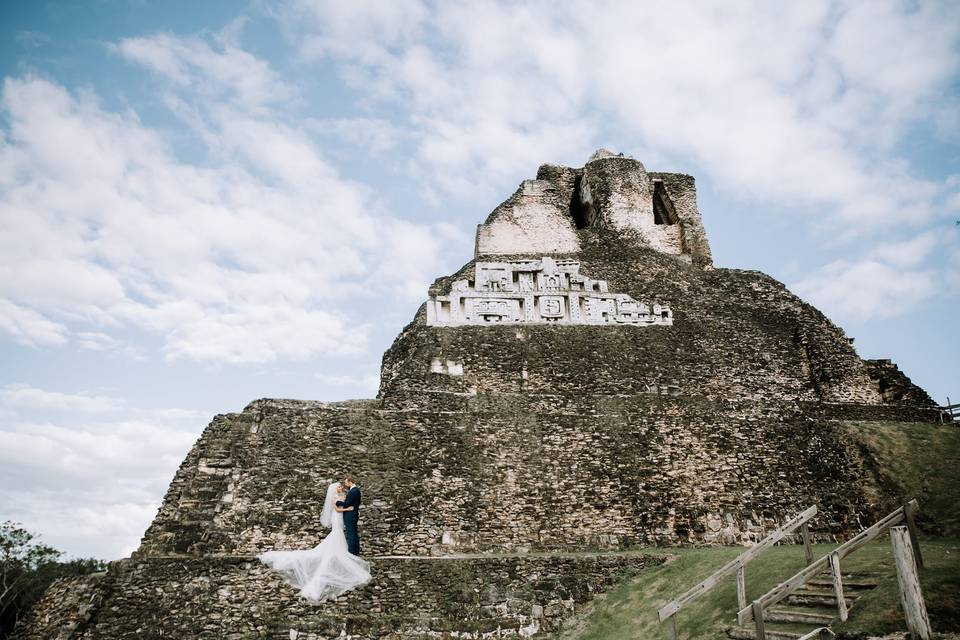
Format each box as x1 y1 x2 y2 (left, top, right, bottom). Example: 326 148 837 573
738 500 922 627
829 551 848 622
736 566 746 611
891 526 932 640
902 500 924 569
659 505 817 627
751 600 766 640
801 522 813 565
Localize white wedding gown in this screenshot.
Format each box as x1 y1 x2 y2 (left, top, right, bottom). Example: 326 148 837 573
258 482 371 602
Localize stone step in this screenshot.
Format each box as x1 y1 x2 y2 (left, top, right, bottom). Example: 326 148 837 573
727 626 834 640
785 592 854 608
727 626 806 640
807 577 878 590
788 583 835 596
765 607 834 625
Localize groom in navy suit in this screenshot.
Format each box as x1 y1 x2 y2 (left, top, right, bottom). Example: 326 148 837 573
336 474 361 555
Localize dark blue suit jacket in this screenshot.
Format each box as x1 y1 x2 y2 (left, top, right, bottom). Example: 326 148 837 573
336 485 361 525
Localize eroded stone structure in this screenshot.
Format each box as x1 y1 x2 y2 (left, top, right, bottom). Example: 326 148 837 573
17 151 939 640
475 149 713 268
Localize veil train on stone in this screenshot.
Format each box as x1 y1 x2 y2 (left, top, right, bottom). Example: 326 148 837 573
258 482 371 602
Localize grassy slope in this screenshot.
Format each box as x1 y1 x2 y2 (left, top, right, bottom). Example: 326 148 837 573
558 421 960 639
847 421 960 535
832 539 960 635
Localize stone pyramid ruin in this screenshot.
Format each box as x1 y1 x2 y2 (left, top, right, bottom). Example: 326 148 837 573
18 151 939 639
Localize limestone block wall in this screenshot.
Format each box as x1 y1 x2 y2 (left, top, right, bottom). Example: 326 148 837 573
393 236 882 407
137 395 919 560
474 180 580 256
649 171 713 269
12 574 104 640
17 555 661 640
864 359 936 406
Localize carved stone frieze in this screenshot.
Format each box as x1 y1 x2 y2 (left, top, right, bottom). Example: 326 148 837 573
426 257 673 326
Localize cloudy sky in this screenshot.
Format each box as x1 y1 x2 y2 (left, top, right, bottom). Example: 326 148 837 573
1 0 958 560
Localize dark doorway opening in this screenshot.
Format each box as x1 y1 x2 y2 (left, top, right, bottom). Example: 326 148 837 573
653 180 678 225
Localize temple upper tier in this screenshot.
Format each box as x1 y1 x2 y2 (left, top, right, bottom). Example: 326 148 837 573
474 149 713 269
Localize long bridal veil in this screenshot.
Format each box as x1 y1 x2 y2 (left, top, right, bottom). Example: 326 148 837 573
258 482 371 602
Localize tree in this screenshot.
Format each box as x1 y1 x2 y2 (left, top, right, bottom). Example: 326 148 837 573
0 521 105 639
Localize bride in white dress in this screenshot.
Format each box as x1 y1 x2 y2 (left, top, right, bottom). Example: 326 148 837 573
259 482 371 602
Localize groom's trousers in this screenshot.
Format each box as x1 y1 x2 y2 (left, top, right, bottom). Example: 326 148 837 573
345 519 361 555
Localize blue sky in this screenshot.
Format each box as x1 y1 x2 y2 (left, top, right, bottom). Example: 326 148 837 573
0 0 958 560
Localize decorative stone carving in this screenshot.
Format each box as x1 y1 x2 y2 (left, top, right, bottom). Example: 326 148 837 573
426 257 673 327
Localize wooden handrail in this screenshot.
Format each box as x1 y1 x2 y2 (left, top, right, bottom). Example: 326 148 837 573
658 505 817 624
942 396 959 424
941 400 960 424
737 499 919 626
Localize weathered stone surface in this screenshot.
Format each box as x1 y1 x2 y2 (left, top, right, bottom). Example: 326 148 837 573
12 574 105 640
131 396 935 563
17 554 660 640
477 152 712 268
477 151 713 268
649 171 713 269
864 359 935 406
475 180 581 256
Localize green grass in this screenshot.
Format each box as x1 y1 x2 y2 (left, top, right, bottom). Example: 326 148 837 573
557 540 960 640
845 421 960 535
832 538 960 635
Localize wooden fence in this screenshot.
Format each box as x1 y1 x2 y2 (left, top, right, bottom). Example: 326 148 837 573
736 499 921 639
941 397 960 424
657 505 818 639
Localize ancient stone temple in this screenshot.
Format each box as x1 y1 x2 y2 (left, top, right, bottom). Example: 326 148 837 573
18 151 938 639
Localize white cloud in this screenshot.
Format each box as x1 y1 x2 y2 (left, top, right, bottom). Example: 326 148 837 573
0 30 460 365
305 117 404 154
291 0 429 66
0 386 207 559
0 384 123 413
111 31 297 112
0 419 195 482
15 31 51 49
869 232 941 268
73 331 147 359
282 0 960 227
0 299 68 346
791 226 959 322
315 371 379 388
791 258 938 323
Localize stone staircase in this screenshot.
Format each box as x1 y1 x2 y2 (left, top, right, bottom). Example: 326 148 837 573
725 571 880 640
